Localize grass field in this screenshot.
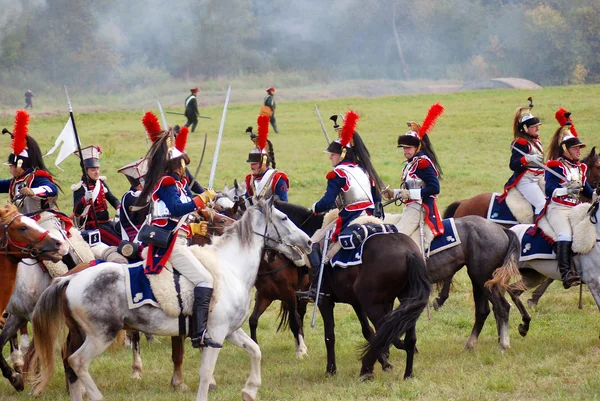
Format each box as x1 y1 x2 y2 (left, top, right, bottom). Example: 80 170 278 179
1 85 600 400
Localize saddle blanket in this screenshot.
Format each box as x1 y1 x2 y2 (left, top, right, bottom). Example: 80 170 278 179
331 218 460 267
518 225 555 262
426 218 461 257
487 193 519 225
124 261 160 309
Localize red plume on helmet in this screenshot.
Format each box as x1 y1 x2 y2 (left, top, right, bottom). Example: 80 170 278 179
175 126 189 152
142 112 162 143
419 103 444 139
554 107 578 137
12 110 29 155
257 115 270 151
340 110 359 147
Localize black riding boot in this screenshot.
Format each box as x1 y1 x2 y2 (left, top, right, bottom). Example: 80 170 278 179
556 241 580 289
190 286 222 348
296 243 322 301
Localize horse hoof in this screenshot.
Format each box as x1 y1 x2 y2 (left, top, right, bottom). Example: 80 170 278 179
209 383 217 392
518 324 528 337
382 363 394 372
171 382 189 392
242 390 255 401
432 299 441 311
131 371 142 380
359 372 374 382
10 373 24 392
326 369 336 377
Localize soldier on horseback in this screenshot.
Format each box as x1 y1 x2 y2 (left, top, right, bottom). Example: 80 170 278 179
500 98 546 219
117 157 148 261
297 110 384 301
382 103 445 253
72 145 122 248
245 116 289 202
137 112 221 348
538 108 594 289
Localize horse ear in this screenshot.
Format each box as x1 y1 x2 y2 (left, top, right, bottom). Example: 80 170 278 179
234 179 239 190
592 146 597 157
223 184 229 192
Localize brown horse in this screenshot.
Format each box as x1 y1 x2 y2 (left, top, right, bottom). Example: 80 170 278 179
0 204 67 391
437 147 600 309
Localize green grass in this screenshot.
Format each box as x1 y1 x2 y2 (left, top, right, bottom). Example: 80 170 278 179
2 85 600 400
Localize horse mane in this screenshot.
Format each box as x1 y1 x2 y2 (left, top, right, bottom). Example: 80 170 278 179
215 199 272 248
273 200 323 236
0 204 20 224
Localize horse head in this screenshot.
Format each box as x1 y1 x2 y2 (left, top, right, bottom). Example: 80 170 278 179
273 199 324 237
213 191 236 217
253 199 312 263
0 205 67 262
583 146 600 189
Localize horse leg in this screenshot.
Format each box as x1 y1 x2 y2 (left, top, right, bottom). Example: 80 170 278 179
507 280 532 337
319 298 337 375
171 335 189 391
0 314 27 391
197 346 223 401
486 289 512 352
68 333 115 401
351 303 393 372
296 298 309 359
402 325 418 380
464 283 490 350
130 330 143 379
249 293 272 344
281 295 307 359
63 326 87 401
433 278 452 311
18 324 29 351
9 335 22 373
527 277 554 307
226 328 262 401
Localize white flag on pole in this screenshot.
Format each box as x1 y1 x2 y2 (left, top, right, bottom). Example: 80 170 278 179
44 116 79 170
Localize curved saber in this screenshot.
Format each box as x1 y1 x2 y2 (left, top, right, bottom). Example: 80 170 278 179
511 145 568 182
156 100 168 129
208 85 231 188
189 132 208 190
314 104 331 144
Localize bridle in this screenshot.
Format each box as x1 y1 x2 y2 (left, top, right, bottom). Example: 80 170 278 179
0 212 51 258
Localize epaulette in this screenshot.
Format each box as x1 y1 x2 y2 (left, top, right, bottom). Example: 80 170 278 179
417 158 433 170
99 176 107 181
71 181 83 192
34 169 55 182
546 160 561 168
515 138 529 146
326 170 338 180
159 176 177 187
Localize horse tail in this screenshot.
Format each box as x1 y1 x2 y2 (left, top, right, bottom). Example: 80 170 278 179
26 277 72 396
360 251 431 363
485 228 523 291
276 302 291 332
443 200 462 218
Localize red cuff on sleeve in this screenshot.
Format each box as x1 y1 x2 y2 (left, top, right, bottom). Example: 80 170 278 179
193 196 205 209
520 156 527 166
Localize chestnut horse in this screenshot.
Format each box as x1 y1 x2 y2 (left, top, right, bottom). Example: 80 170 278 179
0 204 67 391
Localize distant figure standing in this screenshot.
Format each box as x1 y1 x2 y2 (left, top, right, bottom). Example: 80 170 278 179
24 89 34 109
262 87 278 133
184 86 200 132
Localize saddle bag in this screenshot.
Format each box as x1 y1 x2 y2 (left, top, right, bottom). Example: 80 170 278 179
138 224 173 249
338 223 398 250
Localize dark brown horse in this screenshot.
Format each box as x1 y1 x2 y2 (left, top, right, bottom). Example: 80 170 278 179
0 204 67 391
275 201 434 380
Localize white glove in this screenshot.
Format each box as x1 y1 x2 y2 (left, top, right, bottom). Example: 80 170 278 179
115 207 121 218
84 190 94 202
524 153 543 165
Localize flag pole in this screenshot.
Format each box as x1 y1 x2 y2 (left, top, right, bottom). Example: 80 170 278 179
65 86 98 227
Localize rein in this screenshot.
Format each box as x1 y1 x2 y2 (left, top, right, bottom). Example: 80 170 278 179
256 251 296 276
1 213 51 258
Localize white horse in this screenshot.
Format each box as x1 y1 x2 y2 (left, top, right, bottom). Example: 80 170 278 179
27 200 312 401
492 200 600 337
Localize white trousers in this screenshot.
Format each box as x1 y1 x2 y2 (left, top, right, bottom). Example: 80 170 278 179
169 235 212 287
515 171 546 215
545 203 573 241
396 203 434 252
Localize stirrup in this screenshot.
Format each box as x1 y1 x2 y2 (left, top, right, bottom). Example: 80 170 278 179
191 331 222 349
562 272 581 289
296 288 317 301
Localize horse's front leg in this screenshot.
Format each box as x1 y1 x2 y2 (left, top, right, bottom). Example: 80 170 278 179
464 282 490 350
249 292 272 344
227 328 262 401
318 298 337 375
527 277 553 307
0 314 27 391
171 335 189 391
196 343 223 401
